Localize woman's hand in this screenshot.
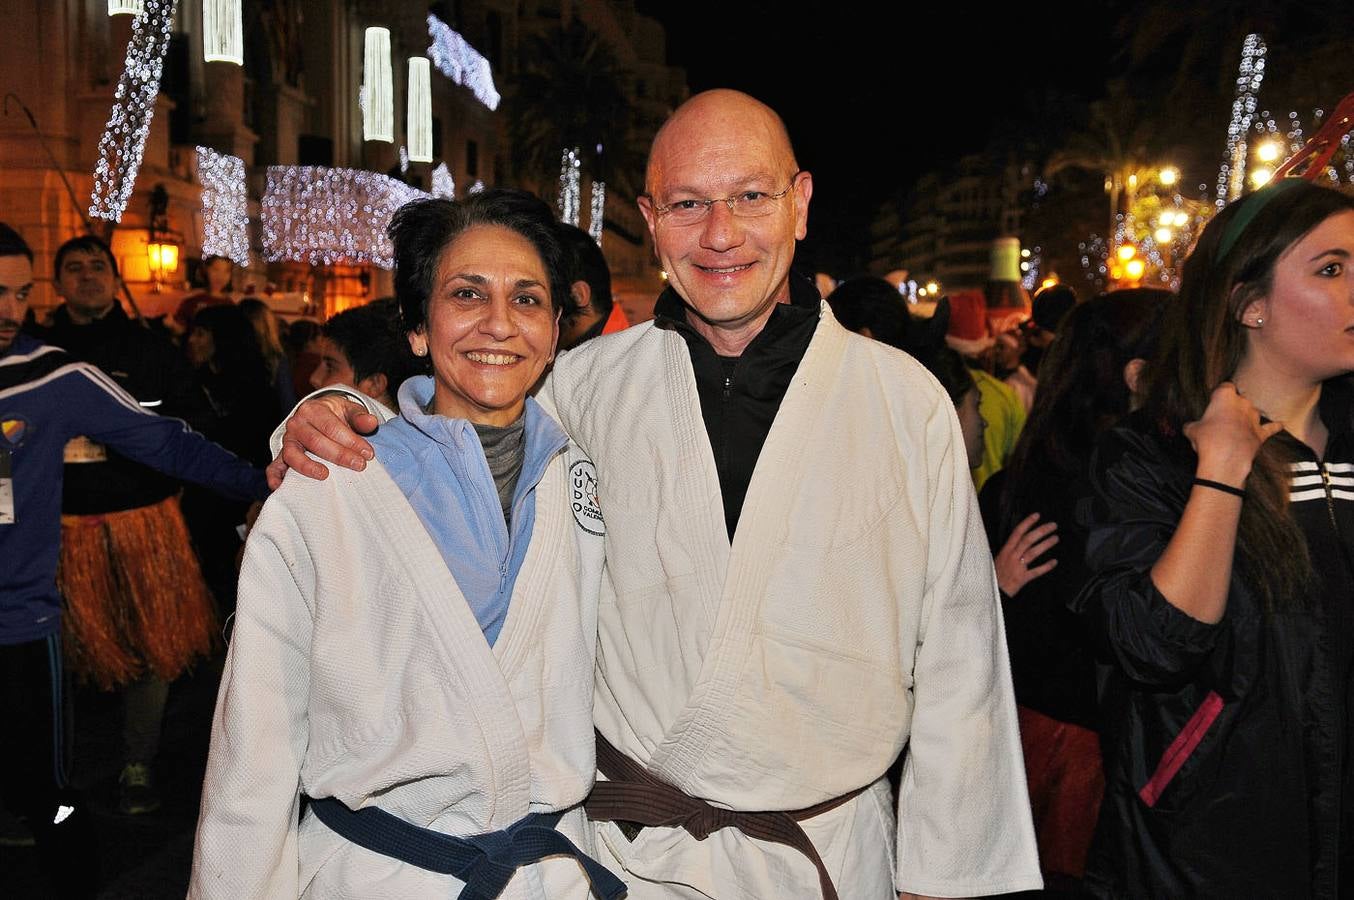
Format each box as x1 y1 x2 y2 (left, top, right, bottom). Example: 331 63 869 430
265 396 378 489
993 512 1058 597
1182 382 1284 488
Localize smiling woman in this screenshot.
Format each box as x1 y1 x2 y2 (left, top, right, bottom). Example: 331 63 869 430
190 190 623 900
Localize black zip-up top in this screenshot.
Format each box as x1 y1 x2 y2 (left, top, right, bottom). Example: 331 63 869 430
651 272 820 539
1075 381 1354 897
29 303 211 514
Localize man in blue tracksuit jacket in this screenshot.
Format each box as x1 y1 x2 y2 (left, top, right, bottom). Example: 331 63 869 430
0 223 267 896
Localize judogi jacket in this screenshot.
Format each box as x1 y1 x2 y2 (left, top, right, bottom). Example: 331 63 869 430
541 299 1041 898
189 434 606 898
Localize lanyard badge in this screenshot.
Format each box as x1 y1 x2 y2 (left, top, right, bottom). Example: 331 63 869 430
0 448 13 524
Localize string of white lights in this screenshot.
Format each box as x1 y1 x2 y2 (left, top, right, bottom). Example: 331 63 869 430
202 0 243 65
407 57 433 163
431 163 455 198
589 180 605 245
1216 33 1266 207
559 148 581 226
89 0 177 222
363 27 394 143
260 166 428 268
195 146 250 266
426 14 500 111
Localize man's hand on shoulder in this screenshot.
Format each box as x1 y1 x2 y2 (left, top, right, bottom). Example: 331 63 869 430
267 395 378 489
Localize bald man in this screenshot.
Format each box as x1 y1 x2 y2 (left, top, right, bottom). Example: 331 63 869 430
271 90 1040 899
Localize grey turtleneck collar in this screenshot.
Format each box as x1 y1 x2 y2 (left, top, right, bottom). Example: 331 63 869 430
472 416 526 528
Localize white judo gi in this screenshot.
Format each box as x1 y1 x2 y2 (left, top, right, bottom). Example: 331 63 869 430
189 441 606 899
539 303 1041 899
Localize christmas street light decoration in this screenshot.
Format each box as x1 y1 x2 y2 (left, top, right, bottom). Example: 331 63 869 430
362 27 394 143
1216 34 1266 207
196 146 250 266
426 14 500 111
261 165 428 269
558 147 581 226
431 163 455 199
202 0 243 65
588 181 606 245
90 0 178 222
407 57 433 163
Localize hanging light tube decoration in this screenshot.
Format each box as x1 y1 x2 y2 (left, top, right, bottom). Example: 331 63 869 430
407 57 433 163
558 147 581 226
362 27 394 143
196 146 250 266
1216 33 1267 206
202 0 243 65
426 14 500 111
90 0 178 222
108 0 146 15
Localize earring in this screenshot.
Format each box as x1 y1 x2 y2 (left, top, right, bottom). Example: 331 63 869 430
1255 316 1264 326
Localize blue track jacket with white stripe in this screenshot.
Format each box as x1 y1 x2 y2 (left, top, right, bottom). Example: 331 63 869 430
0 334 268 645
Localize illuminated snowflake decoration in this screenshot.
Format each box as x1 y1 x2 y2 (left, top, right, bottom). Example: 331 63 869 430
261 166 429 269
431 163 455 199
89 0 178 222
426 14 500 111
195 146 250 266
559 148 581 226
1216 33 1266 207
588 181 606 245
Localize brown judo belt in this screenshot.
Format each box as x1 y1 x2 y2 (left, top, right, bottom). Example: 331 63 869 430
585 730 865 900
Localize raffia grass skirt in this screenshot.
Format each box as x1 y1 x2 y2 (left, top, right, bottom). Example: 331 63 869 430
57 495 217 689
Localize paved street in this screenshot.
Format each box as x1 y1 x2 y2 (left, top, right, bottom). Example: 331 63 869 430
1 653 225 898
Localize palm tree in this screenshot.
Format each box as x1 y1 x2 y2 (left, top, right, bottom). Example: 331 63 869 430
1044 83 1162 241
502 19 634 202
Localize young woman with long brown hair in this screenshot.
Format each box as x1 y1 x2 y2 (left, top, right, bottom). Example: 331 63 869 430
1076 179 1354 896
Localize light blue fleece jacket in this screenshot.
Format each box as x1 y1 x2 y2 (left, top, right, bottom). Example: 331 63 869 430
366 376 567 647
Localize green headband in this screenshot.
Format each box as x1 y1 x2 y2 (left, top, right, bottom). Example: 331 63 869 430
1213 178 1303 264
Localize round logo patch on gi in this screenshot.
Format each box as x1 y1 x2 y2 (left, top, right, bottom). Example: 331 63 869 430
1 416 28 449
569 460 604 536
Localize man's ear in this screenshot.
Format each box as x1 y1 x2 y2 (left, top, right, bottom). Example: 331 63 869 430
570 280 592 316
357 372 387 402
1122 357 1147 397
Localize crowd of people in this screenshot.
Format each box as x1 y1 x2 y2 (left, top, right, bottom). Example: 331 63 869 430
2 88 1353 898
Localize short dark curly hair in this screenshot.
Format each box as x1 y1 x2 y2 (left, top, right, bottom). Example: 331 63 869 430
0 222 33 262
388 189 568 337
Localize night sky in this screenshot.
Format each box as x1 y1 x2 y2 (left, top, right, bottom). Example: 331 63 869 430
635 1 1113 274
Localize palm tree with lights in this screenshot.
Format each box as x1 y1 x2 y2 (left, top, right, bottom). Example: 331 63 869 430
502 18 634 212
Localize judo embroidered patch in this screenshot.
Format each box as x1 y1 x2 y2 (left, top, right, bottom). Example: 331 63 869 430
569 460 604 536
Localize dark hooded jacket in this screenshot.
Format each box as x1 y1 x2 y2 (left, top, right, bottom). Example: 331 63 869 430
1074 384 1354 897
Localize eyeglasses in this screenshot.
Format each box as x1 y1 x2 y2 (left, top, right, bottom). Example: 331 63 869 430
648 173 801 226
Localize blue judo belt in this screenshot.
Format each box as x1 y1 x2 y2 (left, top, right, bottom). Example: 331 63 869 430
309 796 627 900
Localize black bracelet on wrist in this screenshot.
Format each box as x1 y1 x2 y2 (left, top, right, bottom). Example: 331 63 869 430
1193 477 1246 499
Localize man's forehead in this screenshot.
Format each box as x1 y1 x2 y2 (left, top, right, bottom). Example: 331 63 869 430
646 91 796 193
61 248 111 267
0 254 34 285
